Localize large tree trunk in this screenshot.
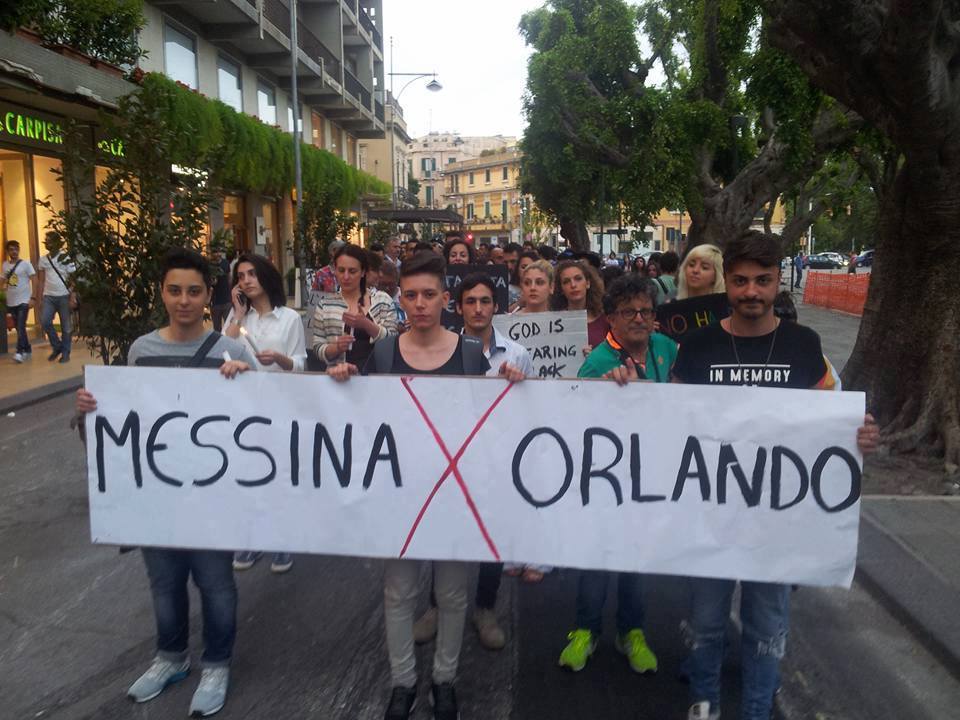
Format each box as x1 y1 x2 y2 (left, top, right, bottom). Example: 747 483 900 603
842 157 960 463
764 0 960 464
559 216 590 251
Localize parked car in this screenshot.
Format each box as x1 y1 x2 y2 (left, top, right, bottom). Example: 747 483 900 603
857 249 875 267
805 253 844 269
821 252 846 265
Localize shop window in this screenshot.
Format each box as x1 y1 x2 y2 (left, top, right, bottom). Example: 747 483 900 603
257 82 277 126
32 155 65 241
164 23 198 89
286 106 303 134
223 195 247 252
311 112 326 148
217 56 242 113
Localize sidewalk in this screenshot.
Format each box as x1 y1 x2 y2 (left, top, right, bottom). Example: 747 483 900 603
0 336 101 414
857 496 960 679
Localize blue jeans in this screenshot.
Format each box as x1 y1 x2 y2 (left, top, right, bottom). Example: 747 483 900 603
688 578 789 720
41 294 71 355
575 570 646 635
8 304 31 354
141 548 237 666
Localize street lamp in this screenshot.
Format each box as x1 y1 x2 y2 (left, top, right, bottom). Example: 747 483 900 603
387 37 442 208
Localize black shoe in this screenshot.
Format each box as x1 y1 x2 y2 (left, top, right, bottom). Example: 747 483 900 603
58 353 70 363
430 682 460 720
48 348 62 362
384 686 418 720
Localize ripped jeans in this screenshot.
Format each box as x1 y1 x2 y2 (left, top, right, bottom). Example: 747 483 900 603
688 578 789 720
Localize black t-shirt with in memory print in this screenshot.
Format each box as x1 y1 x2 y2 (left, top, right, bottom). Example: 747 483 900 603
672 320 828 389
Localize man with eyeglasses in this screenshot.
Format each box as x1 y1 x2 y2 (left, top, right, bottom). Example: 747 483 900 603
557 274 677 674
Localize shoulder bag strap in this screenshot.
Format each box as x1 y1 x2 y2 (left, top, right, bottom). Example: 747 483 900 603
5 259 22 281
188 332 222 368
373 333 397 373
460 335 485 375
47 255 69 288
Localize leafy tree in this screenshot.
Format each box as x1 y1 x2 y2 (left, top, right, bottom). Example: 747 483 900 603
43 85 219 365
519 0 863 251
764 0 960 466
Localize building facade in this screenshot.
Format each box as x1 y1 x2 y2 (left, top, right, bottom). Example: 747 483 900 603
443 148 536 246
408 132 516 209
358 91 413 205
138 0 386 268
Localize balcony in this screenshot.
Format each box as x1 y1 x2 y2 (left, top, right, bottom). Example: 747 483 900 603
375 100 384 123
359 8 383 50
344 69 371 110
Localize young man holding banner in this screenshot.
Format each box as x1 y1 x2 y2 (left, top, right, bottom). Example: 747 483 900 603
670 232 879 720
558 274 677 675
328 254 525 720
75 248 254 718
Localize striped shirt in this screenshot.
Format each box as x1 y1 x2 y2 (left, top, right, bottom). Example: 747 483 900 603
311 289 399 365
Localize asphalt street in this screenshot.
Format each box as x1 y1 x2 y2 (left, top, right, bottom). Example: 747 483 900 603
2 385 958 720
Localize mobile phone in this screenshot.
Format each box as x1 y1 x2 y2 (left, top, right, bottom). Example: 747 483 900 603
237 291 248 308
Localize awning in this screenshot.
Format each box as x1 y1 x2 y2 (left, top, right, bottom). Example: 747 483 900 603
367 208 464 224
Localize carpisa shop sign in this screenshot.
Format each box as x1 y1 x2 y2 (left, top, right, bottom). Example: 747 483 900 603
85 366 866 588
0 102 64 152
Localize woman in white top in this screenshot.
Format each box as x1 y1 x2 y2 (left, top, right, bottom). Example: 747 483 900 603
223 252 306 573
224 253 307 373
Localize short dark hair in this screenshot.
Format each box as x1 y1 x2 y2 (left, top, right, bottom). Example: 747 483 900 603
659 251 680 274
4 240 20 250
456 272 496 305
400 250 446 286
369 241 385 253
538 244 558 262
601 264 624 287
603 274 658 315
504 242 523 254
367 251 383 272
443 238 476 265
232 252 286 308
774 290 798 321
380 258 399 278
162 247 213 288
723 231 782 274
518 249 540 264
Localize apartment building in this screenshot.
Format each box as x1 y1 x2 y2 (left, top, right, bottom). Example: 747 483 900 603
138 0 385 266
358 91 414 205
443 148 538 246
408 132 516 209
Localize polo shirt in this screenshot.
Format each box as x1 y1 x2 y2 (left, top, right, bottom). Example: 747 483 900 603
578 331 677 383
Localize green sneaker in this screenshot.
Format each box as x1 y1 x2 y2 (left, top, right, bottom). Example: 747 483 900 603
615 628 658 673
558 629 597 672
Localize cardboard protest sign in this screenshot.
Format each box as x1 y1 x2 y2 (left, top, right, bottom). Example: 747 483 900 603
656 293 730 343
442 263 510 331
85 366 865 587
492 310 588 378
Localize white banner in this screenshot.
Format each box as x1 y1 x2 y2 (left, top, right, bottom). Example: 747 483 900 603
492 310 588 378
84 367 865 587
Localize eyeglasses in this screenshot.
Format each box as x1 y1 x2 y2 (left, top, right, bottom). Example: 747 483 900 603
615 307 655 321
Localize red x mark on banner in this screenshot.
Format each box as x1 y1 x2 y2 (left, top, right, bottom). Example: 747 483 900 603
398 376 516 561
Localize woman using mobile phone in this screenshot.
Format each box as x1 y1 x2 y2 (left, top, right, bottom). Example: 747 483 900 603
224 253 306 574
312 244 398 368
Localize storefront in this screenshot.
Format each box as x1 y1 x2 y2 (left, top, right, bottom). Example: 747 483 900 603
0 101 69 331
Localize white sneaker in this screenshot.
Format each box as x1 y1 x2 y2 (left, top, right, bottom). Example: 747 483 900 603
189 666 230 717
127 656 191 703
688 701 720 720
12 353 23 363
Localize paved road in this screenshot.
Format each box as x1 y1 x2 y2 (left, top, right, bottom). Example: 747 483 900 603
2 393 958 720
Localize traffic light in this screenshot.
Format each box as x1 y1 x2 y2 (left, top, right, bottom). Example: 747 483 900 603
466 233 474 243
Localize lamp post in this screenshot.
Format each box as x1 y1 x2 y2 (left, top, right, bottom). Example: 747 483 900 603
388 36 442 209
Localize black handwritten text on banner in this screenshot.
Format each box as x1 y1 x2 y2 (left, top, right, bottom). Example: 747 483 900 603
85 367 865 587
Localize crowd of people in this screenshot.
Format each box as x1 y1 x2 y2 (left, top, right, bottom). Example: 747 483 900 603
73 231 879 720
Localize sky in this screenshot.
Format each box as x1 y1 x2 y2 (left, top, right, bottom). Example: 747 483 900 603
380 0 545 140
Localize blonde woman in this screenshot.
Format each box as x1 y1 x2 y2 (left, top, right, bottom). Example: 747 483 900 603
676 244 725 300
516 259 554 314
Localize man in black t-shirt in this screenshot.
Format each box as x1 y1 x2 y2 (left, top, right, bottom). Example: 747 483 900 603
672 232 878 720
329 252 523 720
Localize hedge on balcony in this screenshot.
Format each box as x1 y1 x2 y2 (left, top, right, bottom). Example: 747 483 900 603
138 73 389 208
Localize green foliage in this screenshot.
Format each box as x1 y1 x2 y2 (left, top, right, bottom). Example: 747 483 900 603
42 88 219 365
137 74 389 206
296 195 359 269
3 0 145 66
367 220 397 245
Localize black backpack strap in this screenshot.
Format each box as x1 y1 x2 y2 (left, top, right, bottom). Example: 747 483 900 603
460 335 485 375
373 334 397 373
188 332 222 367
5 259 22 281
